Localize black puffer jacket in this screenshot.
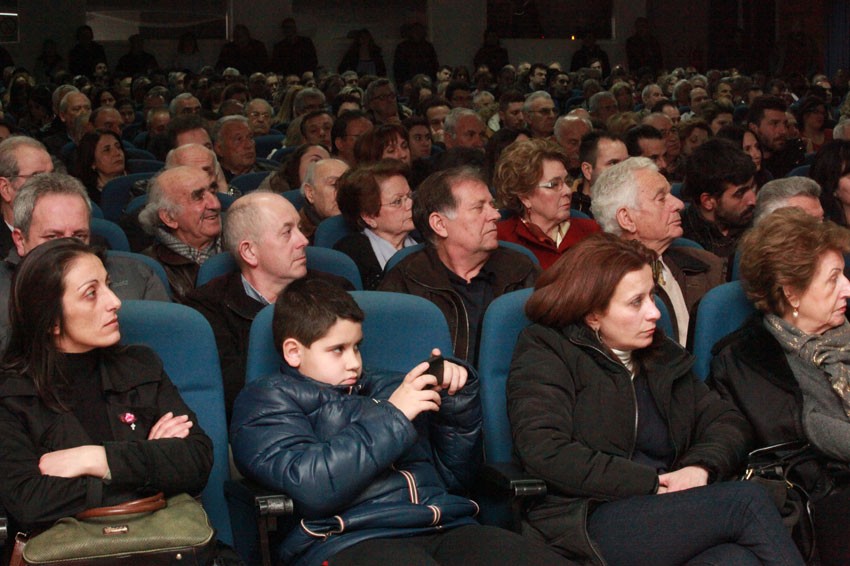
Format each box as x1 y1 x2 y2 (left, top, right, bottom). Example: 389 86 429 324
507 323 749 563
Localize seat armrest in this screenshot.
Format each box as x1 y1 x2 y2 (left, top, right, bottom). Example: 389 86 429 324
480 462 547 498
224 479 295 566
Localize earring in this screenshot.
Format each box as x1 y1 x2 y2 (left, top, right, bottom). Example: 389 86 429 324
793 307 799 318
593 327 602 343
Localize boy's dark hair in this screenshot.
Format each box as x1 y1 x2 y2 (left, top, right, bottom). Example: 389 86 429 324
273 278 364 350
684 137 756 201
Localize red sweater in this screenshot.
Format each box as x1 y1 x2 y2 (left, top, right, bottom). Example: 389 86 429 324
497 216 601 269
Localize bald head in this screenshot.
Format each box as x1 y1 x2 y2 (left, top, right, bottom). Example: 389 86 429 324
224 192 309 297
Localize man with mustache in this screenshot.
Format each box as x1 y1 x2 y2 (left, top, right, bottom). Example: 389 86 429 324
680 138 757 260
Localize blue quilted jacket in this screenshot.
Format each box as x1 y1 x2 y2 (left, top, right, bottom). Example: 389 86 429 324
230 363 483 566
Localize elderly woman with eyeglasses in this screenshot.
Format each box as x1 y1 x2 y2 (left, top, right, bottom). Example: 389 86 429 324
334 160 419 289
494 138 600 269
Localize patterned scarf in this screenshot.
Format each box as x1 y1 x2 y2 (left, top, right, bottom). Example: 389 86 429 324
155 227 222 265
765 313 850 418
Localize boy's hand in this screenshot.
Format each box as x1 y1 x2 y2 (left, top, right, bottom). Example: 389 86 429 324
388 359 442 421
428 348 468 395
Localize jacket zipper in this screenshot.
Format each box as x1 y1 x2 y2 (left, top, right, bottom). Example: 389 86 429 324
571 337 639 457
406 275 469 359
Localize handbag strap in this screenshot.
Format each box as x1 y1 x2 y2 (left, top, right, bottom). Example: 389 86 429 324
9 532 27 566
75 492 166 520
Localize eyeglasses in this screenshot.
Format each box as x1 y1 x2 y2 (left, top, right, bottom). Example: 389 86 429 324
382 193 413 209
248 111 271 119
537 177 570 191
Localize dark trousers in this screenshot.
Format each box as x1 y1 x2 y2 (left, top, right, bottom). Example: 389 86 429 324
813 485 850 566
586 481 804 566
328 524 575 566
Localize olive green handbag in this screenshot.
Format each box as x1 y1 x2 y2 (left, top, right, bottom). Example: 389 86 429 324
17 492 216 566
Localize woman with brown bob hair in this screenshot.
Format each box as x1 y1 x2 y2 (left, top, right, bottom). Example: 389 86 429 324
711 208 850 565
494 138 600 269
334 159 419 289
353 123 411 167
508 233 801 564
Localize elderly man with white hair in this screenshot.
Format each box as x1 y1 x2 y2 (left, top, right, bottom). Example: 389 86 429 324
522 91 557 139
753 176 824 225
139 166 223 302
591 157 724 346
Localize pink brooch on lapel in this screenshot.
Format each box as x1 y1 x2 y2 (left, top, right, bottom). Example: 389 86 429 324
119 412 137 431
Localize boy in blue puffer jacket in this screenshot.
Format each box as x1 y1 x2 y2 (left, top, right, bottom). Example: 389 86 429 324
231 278 570 566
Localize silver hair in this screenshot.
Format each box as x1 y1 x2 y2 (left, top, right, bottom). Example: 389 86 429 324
169 93 198 116
302 158 347 189
293 87 326 115
212 115 250 143
53 85 78 113
444 108 482 139
523 90 552 113
0 137 49 179
245 98 273 115
588 91 616 113
591 156 658 235
641 84 661 104
164 143 218 169
139 169 182 234
754 177 822 225
553 115 591 145
363 79 394 107
13 173 91 236
58 88 85 115
222 192 271 262
672 80 691 101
